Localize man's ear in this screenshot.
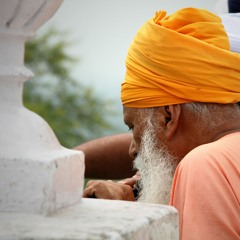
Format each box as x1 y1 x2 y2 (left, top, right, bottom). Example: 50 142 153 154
164 105 181 140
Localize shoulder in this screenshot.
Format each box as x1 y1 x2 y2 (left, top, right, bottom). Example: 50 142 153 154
170 132 240 240
172 132 240 189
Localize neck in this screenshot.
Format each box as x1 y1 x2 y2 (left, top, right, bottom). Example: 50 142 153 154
168 103 240 161
211 125 240 142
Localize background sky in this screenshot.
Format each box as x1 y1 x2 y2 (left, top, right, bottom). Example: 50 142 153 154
38 0 227 134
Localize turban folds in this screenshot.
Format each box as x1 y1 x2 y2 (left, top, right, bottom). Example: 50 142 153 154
121 8 240 108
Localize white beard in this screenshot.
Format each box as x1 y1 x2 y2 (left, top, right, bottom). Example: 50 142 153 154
134 125 177 205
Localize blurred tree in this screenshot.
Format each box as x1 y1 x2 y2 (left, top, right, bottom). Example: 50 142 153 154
24 28 115 148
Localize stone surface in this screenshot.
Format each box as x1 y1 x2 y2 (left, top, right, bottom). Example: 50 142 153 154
0 0 85 215
0 1 179 238
0 148 85 214
0 198 179 240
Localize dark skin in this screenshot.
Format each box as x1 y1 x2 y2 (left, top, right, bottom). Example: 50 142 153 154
83 104 240 200
125 105 202 163
126 105 210 161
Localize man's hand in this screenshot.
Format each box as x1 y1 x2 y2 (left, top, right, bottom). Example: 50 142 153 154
118 172 141 186
83 180 135 201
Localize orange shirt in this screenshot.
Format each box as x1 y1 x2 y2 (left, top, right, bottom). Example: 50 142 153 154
170 132 240 240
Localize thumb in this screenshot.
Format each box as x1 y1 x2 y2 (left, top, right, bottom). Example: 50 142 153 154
118 174 140 187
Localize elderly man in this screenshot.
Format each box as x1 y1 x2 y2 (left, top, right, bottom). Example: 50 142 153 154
83 7 240 239
76 0 240 181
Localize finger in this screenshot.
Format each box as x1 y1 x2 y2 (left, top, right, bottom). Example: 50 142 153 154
118 178 137 187
83 181 109 199
135 171 141 177
132 174 141 181
118 183 135 201
85 179 96 187
83 185 96 198
118 174 140 186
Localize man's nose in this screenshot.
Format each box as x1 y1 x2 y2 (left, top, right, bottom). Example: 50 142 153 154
129 140 137 159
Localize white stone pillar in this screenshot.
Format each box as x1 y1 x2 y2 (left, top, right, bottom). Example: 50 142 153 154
0 0 85 215
0 1 179 239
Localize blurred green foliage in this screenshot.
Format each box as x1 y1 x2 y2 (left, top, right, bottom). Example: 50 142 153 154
24 28 115 148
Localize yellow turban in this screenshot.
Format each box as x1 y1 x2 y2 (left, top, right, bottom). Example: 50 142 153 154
121 8 240 108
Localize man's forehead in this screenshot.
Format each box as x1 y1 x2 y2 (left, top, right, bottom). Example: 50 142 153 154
123 107 139 122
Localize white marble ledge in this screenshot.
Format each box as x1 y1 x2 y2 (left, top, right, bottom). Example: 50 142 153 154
0 198 179 240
